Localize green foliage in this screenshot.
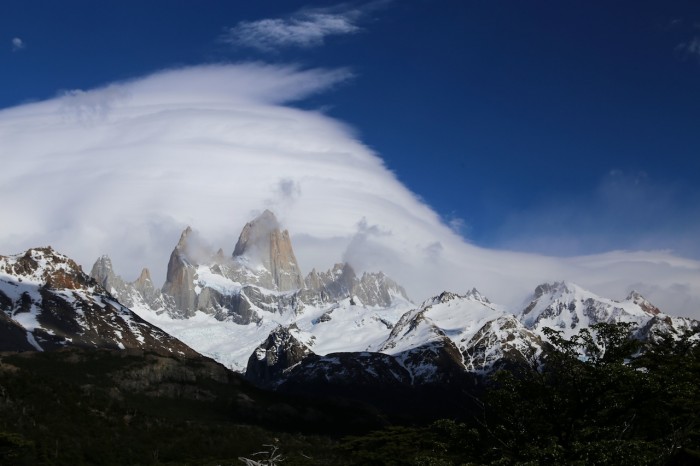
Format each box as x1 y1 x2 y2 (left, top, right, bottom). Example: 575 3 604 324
1 323 699 465
337 420 480 465
478 322 700 465
0 431 37 465
0 350 348 465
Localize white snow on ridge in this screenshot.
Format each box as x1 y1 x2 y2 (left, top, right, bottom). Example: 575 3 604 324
127 281 676 374
381 292 505 356
128 305 283 371
294 297 412 354
519 281 657 339
128 293 414 371
194 265 243 296
0 277 44 331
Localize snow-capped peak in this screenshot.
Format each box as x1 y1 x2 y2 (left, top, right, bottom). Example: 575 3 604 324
520 281 661 339
1 247 87 290
624 290 660 316
1 246 197 356
465 288 491 304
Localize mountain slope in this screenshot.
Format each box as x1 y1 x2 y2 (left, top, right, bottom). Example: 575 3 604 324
83 211 698 382
0 247 197 356
378 290 544 379
92 211 412 370
519 281 658 339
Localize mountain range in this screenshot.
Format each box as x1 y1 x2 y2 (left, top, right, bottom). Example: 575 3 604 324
2 210 698 398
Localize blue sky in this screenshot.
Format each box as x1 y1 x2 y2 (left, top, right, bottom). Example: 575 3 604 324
2 0 700 262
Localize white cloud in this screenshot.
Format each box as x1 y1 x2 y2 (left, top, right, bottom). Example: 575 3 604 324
686 36 700 56
447 215 468 236
0 63 699 318
222 5 367 51
11 37 25 51
492 170 700 260
676 36 700 59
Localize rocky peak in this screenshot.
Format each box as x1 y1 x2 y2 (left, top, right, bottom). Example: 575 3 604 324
89 257 175 317
305 263 355 292
625 290 660 316
356 271 409 306
177 226 193 250
90 255 121 290
233 210 278 256
520 281 662 341
2 247 88 290
303 262 408 307
465 288 490 304
172 226 216 266
425 289 490 306
522 281 575 317
1 246 199 357
464 315 543 373
91 254 114 272
135 268 152 287
162 227 198 314
436 291 460 304
133 268 160 304
245 325 313 388
532 281 572 299
232 210 304 291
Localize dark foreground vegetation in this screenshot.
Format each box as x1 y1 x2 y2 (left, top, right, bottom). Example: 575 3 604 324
2 323 699 465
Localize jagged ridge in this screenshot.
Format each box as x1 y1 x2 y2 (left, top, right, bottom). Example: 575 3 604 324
0 247 198 357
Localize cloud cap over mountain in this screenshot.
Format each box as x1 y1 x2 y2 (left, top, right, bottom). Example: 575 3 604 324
0 63 698 317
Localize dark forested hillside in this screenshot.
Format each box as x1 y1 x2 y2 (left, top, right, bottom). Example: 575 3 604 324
1 323 699 465
0 348 387 465
335 323 700 465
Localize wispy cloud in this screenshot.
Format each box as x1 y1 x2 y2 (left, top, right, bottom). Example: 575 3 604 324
221 4 375 52
683 36 700 56
492 169 700 260
447 215 469 237
0 64 698 318
11 37 25 52
676 36 700 59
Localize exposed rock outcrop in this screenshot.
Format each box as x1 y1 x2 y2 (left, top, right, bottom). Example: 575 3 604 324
519 281 659 339
161 227 198 317
464 315 543 372
91 255 174 316
245 325 312 389
302 262 409 307
233 210 304 291
96 212 408 327
0 247 199 357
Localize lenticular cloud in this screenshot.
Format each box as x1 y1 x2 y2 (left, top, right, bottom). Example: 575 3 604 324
0 63 698 317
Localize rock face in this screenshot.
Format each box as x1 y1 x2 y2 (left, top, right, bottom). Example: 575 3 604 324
244 281 694 391
233 210 304 291
281 352 412 390
463 315 543 372
302 263 408 307
636 314 700 343
244 323 413 393
519 281 661 340
244 288 543 389
90 210 411 366
91 255 128 298
161 227 198 317
303 263 355 303
625 290 661 316
0 309 36 352
378 290 543 380
244 325 313 389
91 255 174 316
85 210 699 389
0 247 198 357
